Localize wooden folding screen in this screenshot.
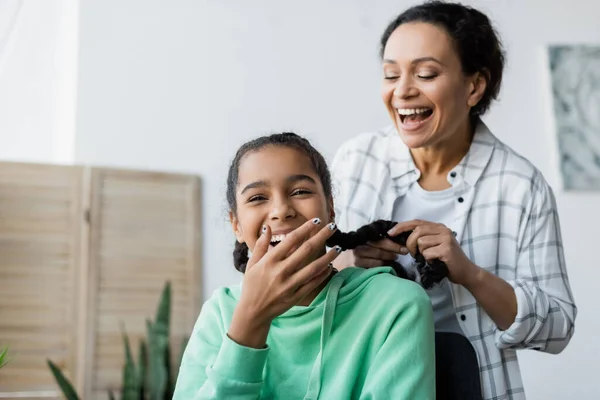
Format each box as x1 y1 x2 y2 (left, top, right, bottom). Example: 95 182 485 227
0 162 201 400
0 162 84 398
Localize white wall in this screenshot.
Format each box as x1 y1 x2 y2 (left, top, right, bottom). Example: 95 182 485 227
0 0 77 164
74 1 599 398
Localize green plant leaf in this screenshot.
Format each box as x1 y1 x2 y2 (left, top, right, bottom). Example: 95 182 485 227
138 338 147 399
121 325 141 400
155 281 171 337
47 360 81 400
0 347 10 369
147 281 171 400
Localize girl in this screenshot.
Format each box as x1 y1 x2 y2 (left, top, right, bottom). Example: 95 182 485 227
173 132 435 399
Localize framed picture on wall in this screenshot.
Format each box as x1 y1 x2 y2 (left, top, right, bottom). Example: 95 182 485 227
547 44 600 190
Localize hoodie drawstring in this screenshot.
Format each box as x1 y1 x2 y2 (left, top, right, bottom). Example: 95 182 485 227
303 274 345 400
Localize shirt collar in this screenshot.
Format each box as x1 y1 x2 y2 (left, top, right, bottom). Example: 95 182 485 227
387 118 497 187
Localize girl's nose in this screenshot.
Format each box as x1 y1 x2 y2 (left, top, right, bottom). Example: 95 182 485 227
269 197 296 221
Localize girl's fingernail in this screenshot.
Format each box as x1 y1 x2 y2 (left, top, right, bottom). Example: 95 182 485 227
262 225 267 234
400 246 408 253
334 245 342 253
312 218 321 225
328 222 336 230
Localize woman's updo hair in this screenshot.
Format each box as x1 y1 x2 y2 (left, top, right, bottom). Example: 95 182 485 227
379 0 506 117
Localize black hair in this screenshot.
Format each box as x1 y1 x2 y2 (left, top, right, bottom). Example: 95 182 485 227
226 132 333 273
379 0 505 117
326 220 449 289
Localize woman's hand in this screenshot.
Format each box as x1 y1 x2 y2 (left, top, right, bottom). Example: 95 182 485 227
387 219 480 286
351 239 409 269
228 218 341 348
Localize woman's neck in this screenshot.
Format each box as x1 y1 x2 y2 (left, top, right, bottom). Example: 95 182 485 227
411 118 475 180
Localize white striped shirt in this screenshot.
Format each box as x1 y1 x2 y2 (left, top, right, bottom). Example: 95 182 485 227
330 119 577 400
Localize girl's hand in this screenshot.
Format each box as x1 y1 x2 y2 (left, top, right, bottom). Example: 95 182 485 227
228 218 341 348
387 219 478 286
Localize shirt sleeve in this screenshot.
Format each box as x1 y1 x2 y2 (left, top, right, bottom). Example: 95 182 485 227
495 178 577 354
330 139 370 233
360 285 436 400
173 298 269 399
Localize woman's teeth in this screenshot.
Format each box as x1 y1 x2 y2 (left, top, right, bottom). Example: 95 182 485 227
397 107 433 124
397 107 431 116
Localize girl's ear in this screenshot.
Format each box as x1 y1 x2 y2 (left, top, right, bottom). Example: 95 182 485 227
229 211 245 244
327 196 335 222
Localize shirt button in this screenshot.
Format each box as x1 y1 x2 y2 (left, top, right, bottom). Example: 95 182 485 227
452 230 457 237
450 171 457 178
460 314 466 321
457 197 464 203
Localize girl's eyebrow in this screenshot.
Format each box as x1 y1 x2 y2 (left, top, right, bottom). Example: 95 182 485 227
240 174 317 195
287 174 316 185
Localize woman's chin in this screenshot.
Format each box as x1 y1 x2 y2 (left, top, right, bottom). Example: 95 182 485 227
396 130 432 149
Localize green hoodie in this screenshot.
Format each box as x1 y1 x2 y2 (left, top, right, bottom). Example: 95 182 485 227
173 267 435 399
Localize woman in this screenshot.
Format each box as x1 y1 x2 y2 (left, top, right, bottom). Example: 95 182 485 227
331 2 577 400
173 132 435 399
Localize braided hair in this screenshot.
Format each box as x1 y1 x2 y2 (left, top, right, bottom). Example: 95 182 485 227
326 220 449 289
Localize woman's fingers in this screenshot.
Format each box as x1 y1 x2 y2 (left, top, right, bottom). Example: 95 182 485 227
404 223 446 256
387 219 423 237
413 233 443 253
421 245 444 263
246 225 271 272
356 242 401 260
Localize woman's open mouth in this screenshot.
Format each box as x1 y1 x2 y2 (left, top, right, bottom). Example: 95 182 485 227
397 107 433 130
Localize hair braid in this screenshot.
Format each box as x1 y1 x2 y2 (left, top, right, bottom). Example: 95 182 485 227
326 220 449 289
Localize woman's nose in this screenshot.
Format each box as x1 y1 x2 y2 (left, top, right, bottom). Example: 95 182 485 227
393 75 418 99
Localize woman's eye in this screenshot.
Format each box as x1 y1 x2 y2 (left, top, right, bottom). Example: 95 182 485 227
384 76 399 81
418 74 437 80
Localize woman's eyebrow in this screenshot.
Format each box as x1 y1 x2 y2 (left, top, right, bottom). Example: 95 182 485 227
382 56 444 66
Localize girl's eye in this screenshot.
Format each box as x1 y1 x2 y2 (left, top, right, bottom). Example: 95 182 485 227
418 74 437 80
292 189 312 196
248 195 267 203
384 76 399 81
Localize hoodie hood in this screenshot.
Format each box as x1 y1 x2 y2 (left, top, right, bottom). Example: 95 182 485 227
236 266 395 399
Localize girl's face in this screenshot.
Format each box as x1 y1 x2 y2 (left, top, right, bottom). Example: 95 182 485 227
381 22 486 148
230 146 333 259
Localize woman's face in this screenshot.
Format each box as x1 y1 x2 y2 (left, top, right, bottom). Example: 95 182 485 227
381 22 485 149
230 146 333 260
